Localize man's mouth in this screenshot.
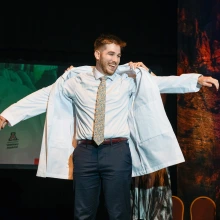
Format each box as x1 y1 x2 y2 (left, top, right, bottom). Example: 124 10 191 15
109 64 117 70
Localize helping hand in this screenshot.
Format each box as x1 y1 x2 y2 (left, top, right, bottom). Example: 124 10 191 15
198 75 219 91
129 61 148 71
128 61 156 75
0 116 8 130
65 65 74 72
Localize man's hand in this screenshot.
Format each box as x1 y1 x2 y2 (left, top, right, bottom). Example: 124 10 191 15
0 116 8 130
198 75 219 91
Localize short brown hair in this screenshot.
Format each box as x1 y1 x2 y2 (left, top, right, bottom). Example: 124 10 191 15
94 33 127 51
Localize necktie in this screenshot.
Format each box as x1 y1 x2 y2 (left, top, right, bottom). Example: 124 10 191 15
93 76 107 145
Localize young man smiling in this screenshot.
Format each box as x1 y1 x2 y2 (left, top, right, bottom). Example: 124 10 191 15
0 33 219 220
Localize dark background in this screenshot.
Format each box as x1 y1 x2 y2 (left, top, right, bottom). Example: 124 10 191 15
0 4 177 71
0 3 178 220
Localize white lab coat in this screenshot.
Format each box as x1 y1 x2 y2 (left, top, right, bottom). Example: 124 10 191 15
0 64 201 179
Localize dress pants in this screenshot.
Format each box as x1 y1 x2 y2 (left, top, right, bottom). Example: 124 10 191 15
73 140 132 220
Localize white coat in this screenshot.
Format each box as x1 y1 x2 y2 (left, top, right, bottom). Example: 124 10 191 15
0 64 201 179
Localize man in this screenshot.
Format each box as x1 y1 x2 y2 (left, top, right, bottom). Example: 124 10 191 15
0 33 219 220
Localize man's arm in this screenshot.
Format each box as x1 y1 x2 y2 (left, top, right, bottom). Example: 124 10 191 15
128 61 219 92
0 84 53 130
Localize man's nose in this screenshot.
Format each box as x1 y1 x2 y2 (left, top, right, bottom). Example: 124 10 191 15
112 55 119 63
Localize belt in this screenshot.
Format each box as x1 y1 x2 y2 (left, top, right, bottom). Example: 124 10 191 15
77 137 128 145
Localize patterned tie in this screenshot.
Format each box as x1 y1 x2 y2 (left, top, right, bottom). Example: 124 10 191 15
93 76 107 145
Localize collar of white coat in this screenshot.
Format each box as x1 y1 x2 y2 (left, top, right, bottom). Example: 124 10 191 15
61 63 151 81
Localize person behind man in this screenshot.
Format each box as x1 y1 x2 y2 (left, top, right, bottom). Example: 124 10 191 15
0 33 219 220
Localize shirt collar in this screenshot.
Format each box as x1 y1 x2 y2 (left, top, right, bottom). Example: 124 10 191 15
93 68 116 81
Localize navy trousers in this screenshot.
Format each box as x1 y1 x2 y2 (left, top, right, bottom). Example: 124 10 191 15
73 140 132 220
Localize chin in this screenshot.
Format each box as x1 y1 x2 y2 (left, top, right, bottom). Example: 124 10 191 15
107 71 115 76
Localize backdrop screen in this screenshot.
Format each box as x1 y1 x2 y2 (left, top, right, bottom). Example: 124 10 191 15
0 62 66 169
0 62 163 169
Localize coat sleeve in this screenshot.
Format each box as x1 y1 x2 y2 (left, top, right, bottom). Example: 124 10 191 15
151 73 202 93
0 84 53 126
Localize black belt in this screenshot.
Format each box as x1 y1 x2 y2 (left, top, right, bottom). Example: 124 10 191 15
77 138 128 145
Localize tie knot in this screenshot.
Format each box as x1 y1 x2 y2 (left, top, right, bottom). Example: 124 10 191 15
100 76 107 82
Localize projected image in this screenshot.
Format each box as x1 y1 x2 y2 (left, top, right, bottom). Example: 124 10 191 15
0 63 59 166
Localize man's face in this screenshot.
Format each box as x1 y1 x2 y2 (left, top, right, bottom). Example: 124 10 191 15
95 43 121 76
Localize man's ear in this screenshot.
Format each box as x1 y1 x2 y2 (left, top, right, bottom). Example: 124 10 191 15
94 50 100 60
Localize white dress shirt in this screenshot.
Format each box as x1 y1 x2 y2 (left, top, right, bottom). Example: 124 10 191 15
63 68 136 140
